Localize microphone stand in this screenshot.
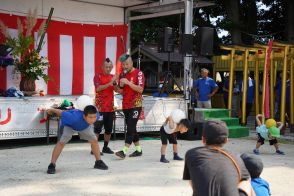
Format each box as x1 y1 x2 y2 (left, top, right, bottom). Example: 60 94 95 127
137 43 142 70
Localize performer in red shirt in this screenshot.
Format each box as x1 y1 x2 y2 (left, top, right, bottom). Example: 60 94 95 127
115 54 145 159
93 58 117 154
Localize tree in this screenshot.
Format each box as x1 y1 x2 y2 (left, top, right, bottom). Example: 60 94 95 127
131 0 294 48
260 0 294 42
286 0 294 42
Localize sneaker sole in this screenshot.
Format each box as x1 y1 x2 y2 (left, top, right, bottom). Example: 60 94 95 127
94 166 108 170
115 153 125 159
129 154 142 157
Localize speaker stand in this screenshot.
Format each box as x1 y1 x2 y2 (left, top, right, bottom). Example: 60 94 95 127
159 71 182 96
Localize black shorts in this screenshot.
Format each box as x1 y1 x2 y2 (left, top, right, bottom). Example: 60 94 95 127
123 107 142 144
257 133 277 145
94 112 114 134
160 126 177 145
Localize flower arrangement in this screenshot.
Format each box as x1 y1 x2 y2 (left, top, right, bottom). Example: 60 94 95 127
0 9 50 82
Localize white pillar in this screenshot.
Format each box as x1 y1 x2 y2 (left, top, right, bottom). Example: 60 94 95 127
184 0 193 104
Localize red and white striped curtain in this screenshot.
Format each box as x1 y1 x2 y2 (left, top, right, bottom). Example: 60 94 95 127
0 13 127 95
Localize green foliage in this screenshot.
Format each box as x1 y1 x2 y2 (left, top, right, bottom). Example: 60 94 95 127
5 32 50 82
0 9 50 82
131 0 293 46
14 49 50 81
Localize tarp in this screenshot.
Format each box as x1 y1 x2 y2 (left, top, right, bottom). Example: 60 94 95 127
0 13 127 95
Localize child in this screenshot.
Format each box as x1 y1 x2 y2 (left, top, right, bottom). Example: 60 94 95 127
46 105 108 174
253 114 285 155
241 153 271 196
160 109 191 163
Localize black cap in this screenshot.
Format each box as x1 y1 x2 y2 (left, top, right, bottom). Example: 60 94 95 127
203 119 228 141
240 153 263 178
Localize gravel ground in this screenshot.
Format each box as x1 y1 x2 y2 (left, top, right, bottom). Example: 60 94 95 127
0 138 293 196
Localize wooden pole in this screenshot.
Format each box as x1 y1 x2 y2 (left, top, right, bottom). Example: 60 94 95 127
228 49 235 117
255 59 260 115
290 57 294 132
241 49 249 125
270 52 275 118
280 46 289 124
261 47 269 124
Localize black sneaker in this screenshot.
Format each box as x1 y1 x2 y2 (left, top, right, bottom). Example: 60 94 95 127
94 160 108 170
160 157 170 163
90 151 103 155
102 147 114 154
47 163 56 174
115 150 126 159
173 155 183 161
129 150 142 157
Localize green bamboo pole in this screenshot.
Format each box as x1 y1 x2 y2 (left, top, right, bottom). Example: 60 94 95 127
37 7 54 53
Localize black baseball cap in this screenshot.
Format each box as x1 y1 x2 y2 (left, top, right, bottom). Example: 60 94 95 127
241 153 263 178
202 119 229 141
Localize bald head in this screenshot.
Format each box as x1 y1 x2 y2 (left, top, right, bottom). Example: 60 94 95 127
102 58 113 74
201 68 209 78
122 56 133 73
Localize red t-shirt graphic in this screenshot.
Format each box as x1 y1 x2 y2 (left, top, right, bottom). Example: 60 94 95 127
93 73 114 112
119 69 145 109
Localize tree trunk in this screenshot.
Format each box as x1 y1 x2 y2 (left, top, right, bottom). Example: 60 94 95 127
286 0 294 43
242 0 257 45
223 0 242 44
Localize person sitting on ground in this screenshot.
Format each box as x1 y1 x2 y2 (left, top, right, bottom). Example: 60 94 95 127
253 114 285 155
183 119 254 196
241 153 271 196
160 109 190 163
46 105 108 174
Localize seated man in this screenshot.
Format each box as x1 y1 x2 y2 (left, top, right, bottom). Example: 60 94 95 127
183 119 254 196
152 84 168 97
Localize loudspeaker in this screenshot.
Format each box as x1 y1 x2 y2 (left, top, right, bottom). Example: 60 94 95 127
179 34 194 54
158 27 174 53
177 122 203 141
195 27 214 56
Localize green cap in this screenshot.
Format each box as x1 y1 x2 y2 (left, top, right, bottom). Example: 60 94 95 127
60 99 71 108
119 54 130 62
269 126 280 138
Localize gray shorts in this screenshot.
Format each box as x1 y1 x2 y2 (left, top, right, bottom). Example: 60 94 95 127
59 126 97 144
197 100 212 108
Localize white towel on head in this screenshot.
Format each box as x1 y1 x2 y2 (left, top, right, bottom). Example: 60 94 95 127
248 77 253 87
241 77 253 92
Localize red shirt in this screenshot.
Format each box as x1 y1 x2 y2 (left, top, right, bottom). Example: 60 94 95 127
93 73 114 112
119 68 145 109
